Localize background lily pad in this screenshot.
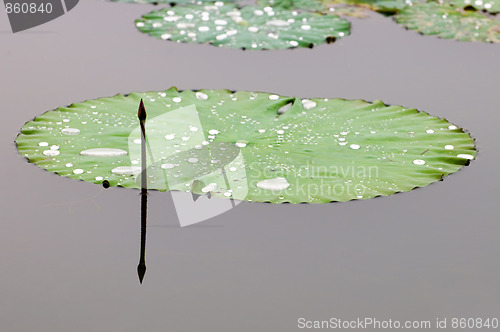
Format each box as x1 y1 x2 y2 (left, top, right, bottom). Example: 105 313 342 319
16 89 476 204
135 3 350 49
320 3 372 17
320 0 412 14
394 2 500 43
440 0 500 14
257 0 326 11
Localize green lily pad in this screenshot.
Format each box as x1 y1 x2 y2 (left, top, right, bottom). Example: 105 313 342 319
440 0 500 14
320 0 411 14
394 2 500 43
16 88 476 204
321 4 372 18
373 0 412 13
135 3 350 49
257 0 326 11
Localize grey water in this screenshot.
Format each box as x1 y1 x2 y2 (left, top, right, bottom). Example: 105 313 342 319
1 1 499 331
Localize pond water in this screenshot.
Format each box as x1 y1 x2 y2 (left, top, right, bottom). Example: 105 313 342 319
1 1 499 331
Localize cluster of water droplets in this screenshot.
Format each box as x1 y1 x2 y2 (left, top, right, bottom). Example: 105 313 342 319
135 2 349 50
398 1 500 43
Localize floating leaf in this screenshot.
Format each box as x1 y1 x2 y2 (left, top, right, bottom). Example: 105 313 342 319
440 0 500 14
320 0 411 14
257 0 326 11
320 3 372 17
16 89 476 204
395 2 500 43
374 0 413 13
135 3 350 49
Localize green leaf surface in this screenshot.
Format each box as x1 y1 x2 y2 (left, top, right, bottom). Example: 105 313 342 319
394 2 500 43
257 0 326 11
16 89 476 204
440 0 500 14
320 0 412 14
373 0 412 12
135 3 350 49
321 4 372 18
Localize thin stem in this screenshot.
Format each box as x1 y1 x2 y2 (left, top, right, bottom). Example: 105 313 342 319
137 99 148 284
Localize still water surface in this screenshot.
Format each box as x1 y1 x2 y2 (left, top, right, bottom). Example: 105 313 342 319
1 1 499 331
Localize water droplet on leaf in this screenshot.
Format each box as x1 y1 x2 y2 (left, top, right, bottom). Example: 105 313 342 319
111 166 142 175
80 148 128 157
61 128 80 135
256 177 290 191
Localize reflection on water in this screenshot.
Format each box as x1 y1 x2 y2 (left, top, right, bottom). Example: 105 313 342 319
102 173 148 284
137 191 147 284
